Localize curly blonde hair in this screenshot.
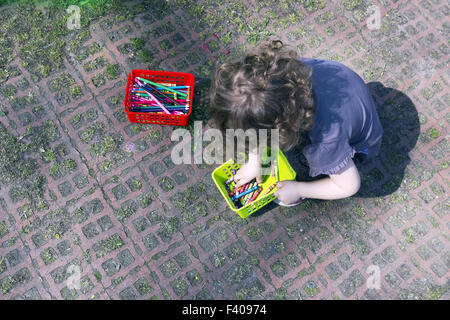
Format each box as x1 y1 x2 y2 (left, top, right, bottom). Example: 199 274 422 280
209 40 315 152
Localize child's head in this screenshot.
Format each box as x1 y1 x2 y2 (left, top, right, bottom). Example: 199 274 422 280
209 40 315 151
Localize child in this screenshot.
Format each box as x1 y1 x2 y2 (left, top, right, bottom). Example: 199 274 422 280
209 40 383 206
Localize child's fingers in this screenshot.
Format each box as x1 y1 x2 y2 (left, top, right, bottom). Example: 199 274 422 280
233 172 242 185
274 190 280 198
256 175 263 184
234 177 246 188
276 181 284 189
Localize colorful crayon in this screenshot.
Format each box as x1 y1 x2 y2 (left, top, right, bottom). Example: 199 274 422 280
136 77 187 97
242 182 255 203
246 187 262 204
230 185 259 201
135 78 171 114
261 183 277 196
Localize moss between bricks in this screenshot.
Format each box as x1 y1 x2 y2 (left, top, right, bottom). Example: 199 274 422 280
89 135 123 157
114 200 138 222
105 63 121 80
130 37 153 63
94 234 124 258
0 221 9 239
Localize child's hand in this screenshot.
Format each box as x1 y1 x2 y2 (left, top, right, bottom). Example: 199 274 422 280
234 159 262 187
274 181 302 205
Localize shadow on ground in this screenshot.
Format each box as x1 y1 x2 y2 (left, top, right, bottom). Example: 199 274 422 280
356 82 420 198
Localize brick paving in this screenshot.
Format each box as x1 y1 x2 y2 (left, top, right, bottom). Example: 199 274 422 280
0 0 448 300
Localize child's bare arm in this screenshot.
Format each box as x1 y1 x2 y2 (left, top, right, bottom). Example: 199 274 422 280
298 159 360 200
275 159 361 202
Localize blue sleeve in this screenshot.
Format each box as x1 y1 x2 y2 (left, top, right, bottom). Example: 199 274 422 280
303 139 356 177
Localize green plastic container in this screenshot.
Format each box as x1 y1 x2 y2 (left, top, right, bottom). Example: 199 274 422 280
211 150 296 218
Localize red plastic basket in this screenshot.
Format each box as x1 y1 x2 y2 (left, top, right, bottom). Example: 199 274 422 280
124 69 195 126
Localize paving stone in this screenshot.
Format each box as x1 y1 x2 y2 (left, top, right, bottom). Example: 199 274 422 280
126 176 143 192
174 251 192 269
101 258 121 276
162 155 176 170
119 287 137 300
259 238 287 260
132 216 150 233
427 237 445 254
170 276 188 297
111 184 129 200
416 244 435 261
337 253 354 271
57 181 74 197
92 234 124 258
303 279 320 297
157 217 181 243
97 215 114 232
0 258 7 275
60 286 78 300
16 287 42 300
194 287 213 300
136 193 152 208
40 247 58 265
83 199 104 216
159 259 179 278
73 173 89 189
146 211 164 226
82 222 100 239
172 171 188 185
149 161 166 177
384 271 402 289
117 249 135 268
5 249 23 268
369 229 386 246
246 226 263 242
430 262 448 278
381 246 399 263
442 251 450 269
396 264 414 280
283 252 300 269
270 260 288 278
224 243 242 261
325 262 342 280
338 269 365 298
80 276 94 295
158 176 175 192
185 269 203 286
209 251 227 269
142 233 160 251
222 258 255 285
56 240 72 256
133 277 154 296
364 288 382 300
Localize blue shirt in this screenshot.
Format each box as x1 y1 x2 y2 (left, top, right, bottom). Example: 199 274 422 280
300 58 383 177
